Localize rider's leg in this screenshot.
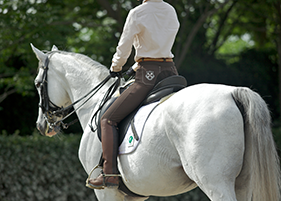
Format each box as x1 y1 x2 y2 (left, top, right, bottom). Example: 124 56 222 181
87 62 178 189
87 82 151 189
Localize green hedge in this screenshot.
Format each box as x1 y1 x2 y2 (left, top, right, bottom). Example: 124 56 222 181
0 134 96 201
3 129 280 201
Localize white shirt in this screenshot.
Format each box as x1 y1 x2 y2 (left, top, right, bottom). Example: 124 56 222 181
110 0 180 72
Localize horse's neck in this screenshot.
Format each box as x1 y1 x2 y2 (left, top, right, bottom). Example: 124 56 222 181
51 53 112 130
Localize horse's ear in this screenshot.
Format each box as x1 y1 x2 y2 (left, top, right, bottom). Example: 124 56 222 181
30 43 47 62
51 45 59 51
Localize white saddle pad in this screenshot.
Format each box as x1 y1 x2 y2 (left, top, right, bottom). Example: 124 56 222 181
119 101 159 155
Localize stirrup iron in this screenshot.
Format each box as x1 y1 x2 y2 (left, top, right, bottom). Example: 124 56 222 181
85 164 102 189
85 165 121 189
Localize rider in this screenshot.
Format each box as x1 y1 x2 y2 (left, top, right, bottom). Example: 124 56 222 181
87 0 180 189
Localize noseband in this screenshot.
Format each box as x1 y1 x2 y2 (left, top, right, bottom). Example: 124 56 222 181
38 52 121 131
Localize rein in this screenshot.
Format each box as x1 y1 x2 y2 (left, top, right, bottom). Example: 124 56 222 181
39 52 121 131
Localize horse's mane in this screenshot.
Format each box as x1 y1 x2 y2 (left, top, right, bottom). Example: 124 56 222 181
46 50 107 71
66 52 106 70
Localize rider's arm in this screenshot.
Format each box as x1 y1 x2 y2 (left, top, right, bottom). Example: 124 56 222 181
110 10 140 72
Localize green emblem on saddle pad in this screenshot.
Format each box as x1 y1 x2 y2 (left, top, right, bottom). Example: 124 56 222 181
129 136 133 143
128 135 134 147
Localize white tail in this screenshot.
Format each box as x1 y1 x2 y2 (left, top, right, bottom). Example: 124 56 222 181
232 87 281 201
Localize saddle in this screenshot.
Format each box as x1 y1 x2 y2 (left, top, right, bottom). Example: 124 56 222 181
96 75 187 144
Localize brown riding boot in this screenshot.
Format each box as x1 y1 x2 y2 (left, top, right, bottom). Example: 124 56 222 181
87 119 120 189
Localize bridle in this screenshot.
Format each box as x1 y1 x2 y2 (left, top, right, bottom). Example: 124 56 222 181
38 52 72 130
38 52 121 132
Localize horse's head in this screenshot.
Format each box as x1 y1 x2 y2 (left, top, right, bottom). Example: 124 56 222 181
31 44 71 137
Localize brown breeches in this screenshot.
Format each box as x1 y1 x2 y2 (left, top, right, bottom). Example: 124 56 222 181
101 61 178 124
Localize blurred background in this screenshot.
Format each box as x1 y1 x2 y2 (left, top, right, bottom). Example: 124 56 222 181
0 0 280 200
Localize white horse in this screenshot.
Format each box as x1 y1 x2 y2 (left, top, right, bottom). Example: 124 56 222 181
31 44 281 201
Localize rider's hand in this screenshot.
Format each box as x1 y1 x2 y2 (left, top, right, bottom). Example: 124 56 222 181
109 70 122 78
125 67 136 76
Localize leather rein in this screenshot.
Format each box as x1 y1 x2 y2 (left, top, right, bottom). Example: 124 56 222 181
38 52 121 132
